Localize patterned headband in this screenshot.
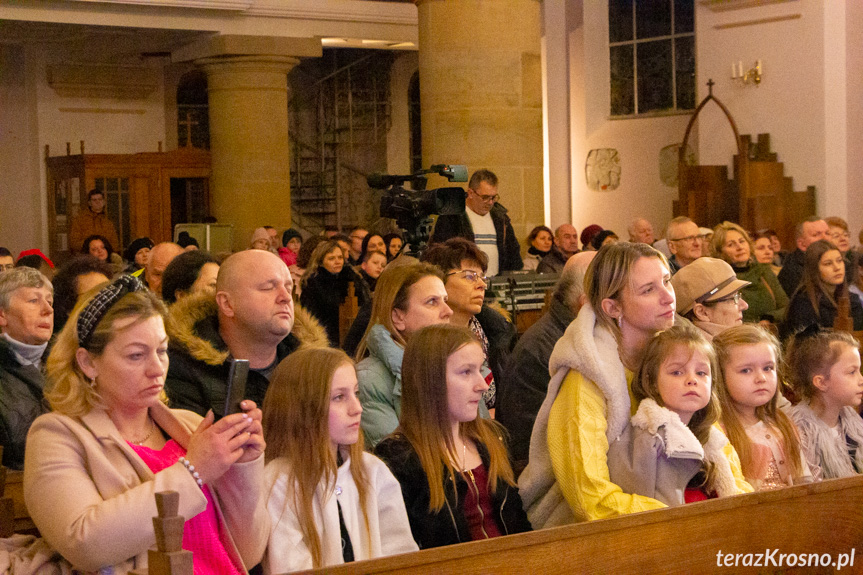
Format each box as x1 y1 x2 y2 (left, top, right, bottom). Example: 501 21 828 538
77 274 145 348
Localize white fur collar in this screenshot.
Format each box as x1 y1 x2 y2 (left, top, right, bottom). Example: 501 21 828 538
631 399 704 459
548 304 630 441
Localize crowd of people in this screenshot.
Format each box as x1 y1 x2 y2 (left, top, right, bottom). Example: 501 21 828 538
1 173 862 573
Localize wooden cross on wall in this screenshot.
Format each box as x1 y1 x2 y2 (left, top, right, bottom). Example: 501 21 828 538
179 112 199 149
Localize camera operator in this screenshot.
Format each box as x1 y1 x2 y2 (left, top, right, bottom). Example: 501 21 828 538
429 169 523 275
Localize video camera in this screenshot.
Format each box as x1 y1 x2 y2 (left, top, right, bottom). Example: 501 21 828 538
367 164 468 256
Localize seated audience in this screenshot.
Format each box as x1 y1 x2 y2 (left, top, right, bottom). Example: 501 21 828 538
825 216 856 284
783 239 863 337
608 326 746 505
17 249 55 279
359 234 387 266
497 251 595 469
522 225 553 271
123 237 154 274
538 224 579 274
262 348 417 573
290 235 325 299
778 217 828 296
355 263 458 447
850 252 863 302
763 228 787 266
279 228 303 267
251 227 274 252
713 325 812 490
81 234 113 263
0 248 13 272
711 221 788 325
165 249 328 417
752 229 782 276
590 229 619 250
264 225 280 251
671 257 750 341
144 242 184 299
699 227 714 257
628 217 655 245
347 227 368 266
665 216 703 273
25 275 268 572
300 239 369 346
786 328 863 479
0 268 53 470
375 325 531 549
579 224 603 252
160 250 219 305
518 243 752 527
422 238 517 411
177 231 199 251
51 256 112 334
358 250 387 292
384 233 405 262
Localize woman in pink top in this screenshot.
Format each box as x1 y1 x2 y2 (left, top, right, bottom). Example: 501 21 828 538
23 275 269 574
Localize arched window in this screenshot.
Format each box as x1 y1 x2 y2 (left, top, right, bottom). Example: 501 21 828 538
176 71 209 149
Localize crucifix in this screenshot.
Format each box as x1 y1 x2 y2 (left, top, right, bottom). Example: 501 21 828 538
179 112 198 148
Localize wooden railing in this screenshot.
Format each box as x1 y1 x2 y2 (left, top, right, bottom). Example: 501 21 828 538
296 475 863 574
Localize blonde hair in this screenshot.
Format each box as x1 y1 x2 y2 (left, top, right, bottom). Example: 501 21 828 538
398 324 515 512
631 325 723 493
262 348 370 569
710 221 755 266
45 289 168 417
713 325 805 481
585 242 669 336
300 239 343 289
354 262 444 360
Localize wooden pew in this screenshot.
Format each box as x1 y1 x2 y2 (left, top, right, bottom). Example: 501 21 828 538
339 281 360 347
298 475 863 574
3 470 36 536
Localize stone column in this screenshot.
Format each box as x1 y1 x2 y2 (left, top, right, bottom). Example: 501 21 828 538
416 0 544 244
198 56 297 251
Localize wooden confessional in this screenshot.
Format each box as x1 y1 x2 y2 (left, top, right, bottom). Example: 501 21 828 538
45 142 211 261
675 81 815 249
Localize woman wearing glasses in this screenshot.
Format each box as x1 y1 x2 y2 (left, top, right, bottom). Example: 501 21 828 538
671 257 751 341
422 238 518 413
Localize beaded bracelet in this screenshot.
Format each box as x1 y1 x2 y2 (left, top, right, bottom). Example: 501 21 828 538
178 457 204 488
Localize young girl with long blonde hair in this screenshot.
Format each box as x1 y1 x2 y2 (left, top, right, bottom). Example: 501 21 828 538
713 325 811 490
608 325 745 505
374 324 531 549
262 348 417 573
786 328 863 479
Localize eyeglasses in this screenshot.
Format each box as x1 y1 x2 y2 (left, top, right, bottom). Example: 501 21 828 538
711 292 742 305
470 189 499 203
669 235 704 244
829 231 850 240
447 269 489 285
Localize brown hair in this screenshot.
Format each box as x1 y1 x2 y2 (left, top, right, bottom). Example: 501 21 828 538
262 348 370 569
631 325 723 493
785 328 860 401
713 325 805 481
354 262 445 360
421 237 489 274
45 290 168 417
797 239 845 318
398 324 515 512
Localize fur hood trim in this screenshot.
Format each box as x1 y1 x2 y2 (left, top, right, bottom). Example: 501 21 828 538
632 399 737 497
485 300 512 323
548 303 630 442
167 291 328 366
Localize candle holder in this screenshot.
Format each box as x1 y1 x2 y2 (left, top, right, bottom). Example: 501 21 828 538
731 60 762 86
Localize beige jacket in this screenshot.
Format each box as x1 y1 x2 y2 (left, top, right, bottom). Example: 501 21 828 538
23 402 269 574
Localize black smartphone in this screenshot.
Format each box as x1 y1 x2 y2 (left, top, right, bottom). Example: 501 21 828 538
223 359 249 416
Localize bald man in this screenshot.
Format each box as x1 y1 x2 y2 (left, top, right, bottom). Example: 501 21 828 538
145 242 184 298
628 218 655 245
164 249 328 417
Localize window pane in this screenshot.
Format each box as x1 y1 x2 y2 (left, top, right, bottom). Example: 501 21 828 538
636 0 671 39
609 0 634 43
610 45 635 115
674 0 695 34
637 39 673 112
676 36 696 110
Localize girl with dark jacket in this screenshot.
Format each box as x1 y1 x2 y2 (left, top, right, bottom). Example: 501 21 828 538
300 239 369 346
374 325 531 549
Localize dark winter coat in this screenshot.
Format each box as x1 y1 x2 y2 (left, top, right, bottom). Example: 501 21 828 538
300 266 370 347
0 339 49 470
429 203 523 273
164 292 329 418
782 287 863 339
536 246 571 274
374 433 531 549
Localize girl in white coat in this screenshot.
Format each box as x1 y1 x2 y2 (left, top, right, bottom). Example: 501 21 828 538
262 348 418 573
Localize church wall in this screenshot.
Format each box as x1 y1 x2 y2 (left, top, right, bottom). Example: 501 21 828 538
387 51 418 178
695 2 827 222
0 46 42 256
842 1 863 239
565 2 690 240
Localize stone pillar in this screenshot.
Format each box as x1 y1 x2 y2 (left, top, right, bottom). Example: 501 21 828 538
199 56 297 251
416 0 543 244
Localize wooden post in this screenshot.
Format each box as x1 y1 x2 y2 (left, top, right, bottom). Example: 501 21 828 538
0 447 15 538
339 281 359 346
131 490 192 575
